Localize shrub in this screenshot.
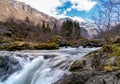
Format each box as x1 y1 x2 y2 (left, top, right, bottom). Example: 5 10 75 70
102 45 113 53
0 37 9 43
113 37 120 44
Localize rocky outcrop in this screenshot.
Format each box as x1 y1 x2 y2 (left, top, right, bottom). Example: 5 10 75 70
0 53 31 81
55 45 120 84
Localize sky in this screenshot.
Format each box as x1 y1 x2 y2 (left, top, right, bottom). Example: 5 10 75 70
16 0 98 22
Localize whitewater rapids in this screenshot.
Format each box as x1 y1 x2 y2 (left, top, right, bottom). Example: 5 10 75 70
0 46 100 84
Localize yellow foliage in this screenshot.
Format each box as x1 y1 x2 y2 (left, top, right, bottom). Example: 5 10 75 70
103 65 114 72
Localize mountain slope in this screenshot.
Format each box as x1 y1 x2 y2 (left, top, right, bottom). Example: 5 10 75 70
0 0 61 28
80 22 100 39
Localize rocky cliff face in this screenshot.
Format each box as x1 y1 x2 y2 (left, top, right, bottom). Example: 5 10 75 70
0 0 61 29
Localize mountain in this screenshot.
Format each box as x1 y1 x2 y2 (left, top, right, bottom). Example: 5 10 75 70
0 0 100 40
80 22 100 39
0 0 61 29
59 17 72 22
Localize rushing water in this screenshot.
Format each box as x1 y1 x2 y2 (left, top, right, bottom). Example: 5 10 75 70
0 46 101 84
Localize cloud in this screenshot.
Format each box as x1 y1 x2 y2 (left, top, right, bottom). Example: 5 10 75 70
72 16 85 22
110 0 120 3
70 0 97 11
16 0 97 21
16 0 63 16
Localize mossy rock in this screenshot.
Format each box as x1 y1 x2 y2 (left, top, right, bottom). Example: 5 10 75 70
0 37 9 43
70 60 86 71
35 42 59 50
102 45 113 53
102 44 120 57
0 42 31 50
102 65 119 72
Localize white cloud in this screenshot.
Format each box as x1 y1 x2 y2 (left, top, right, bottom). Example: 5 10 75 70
72 16 85 22
63 7 72 15
70 0 97 11
16 0 63 16
16 0 97 21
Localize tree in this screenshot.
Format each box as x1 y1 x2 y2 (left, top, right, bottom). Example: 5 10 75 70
74 21 81 39
93 0 120 42
114 4 120 24
42 21 46 32
53 23 57 34
61 20 73 38
61 20 81 40
46 22 51 31
25 17 30 23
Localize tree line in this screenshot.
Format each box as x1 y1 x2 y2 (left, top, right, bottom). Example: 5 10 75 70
25 17 81 41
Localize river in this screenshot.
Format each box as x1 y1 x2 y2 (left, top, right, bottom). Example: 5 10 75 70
0 46 100 84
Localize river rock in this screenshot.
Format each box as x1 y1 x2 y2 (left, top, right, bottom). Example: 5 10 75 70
44 55 57 59
54 71 95 84
55 48 120 84
0 52 33 81
86 71 120 84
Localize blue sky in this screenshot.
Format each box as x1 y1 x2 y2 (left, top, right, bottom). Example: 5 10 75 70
16 0 97 22
56 1 96 21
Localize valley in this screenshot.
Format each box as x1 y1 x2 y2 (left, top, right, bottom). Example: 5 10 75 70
0 0 120 84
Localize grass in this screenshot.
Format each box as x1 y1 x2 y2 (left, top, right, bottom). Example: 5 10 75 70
0 37 9 43
35 42 59 50
0 41 59 50
102 64 119 72
102 44 120 58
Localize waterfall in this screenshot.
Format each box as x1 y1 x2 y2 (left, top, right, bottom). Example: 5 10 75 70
0 47 101 84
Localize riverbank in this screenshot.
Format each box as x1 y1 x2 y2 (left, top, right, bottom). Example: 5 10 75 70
55 44 120 84
0 38 103 51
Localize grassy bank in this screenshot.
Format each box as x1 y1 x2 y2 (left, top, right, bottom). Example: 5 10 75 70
0 41 59 51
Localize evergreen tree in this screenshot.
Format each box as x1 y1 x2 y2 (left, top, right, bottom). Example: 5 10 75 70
61 20 81 40
53 23 57 34
42 21 46 32
61 20 73 38
25 17 30 23
46 23 50 31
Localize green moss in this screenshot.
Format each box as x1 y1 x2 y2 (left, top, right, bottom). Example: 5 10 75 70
102 44 120 58
0 41 59 50
102 64 119 72
35 42 59 50
0 46 4 49
102 44 113 53
0 37 9 43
